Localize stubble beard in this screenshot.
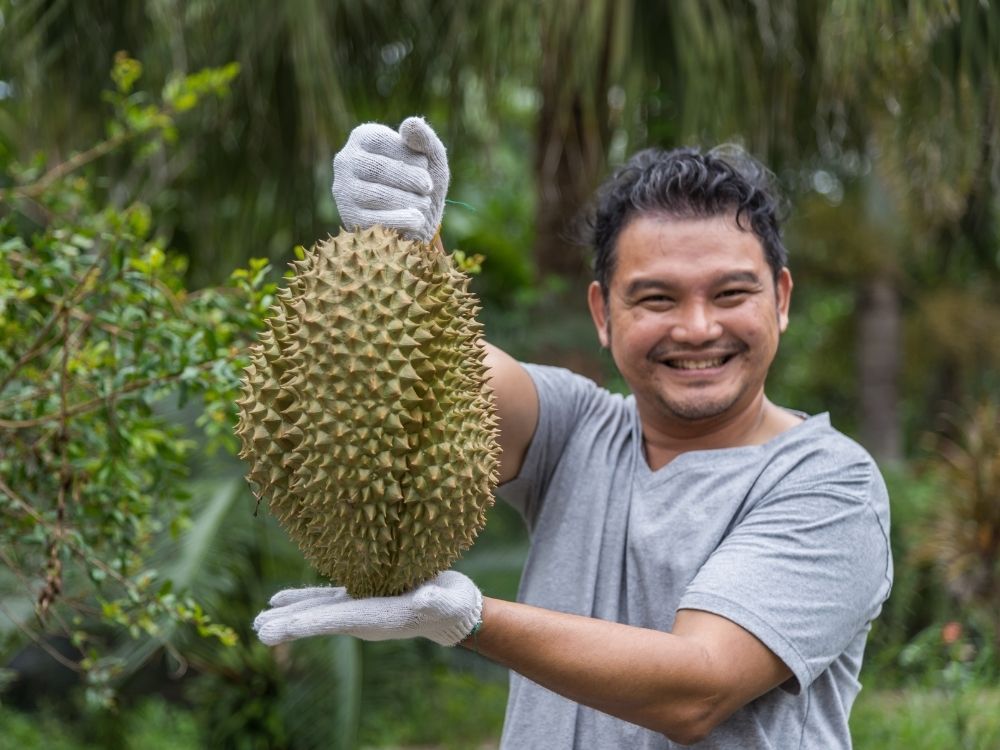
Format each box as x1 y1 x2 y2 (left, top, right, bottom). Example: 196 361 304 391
650 378 750 422
605 320 754 424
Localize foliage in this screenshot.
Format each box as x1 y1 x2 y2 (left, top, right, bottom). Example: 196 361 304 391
851 685 1000 750
917 401 1000 648
0 54 272 705
169 480 527 750
860 406 1000 712
895 620 998 691
165 478 363 750
0 0 544 287
863 468 950 668
358 654 507 749
0 698 200 750
874 624 1000 750
184 634 291 750
768 278 857 429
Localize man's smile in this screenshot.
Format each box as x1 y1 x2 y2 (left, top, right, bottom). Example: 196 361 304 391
651 345 746 373
660 354 734 370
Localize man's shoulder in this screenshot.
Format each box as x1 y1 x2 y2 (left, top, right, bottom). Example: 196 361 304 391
772 412 878 467
756 413 885 495
521 361 604 390
514 362 637 472
521 362 631 415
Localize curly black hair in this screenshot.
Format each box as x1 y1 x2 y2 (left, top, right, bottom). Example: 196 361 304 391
588 145 787 299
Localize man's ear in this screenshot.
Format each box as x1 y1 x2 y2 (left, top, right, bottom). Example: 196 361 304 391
776 268 793 333
588 281 610 348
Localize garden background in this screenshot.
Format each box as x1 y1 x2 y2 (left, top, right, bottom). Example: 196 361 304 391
1 1 999 748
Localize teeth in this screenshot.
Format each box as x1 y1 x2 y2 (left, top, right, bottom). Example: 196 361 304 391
668 357 725 370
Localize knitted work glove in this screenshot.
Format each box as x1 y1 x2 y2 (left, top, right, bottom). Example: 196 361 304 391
253 571 482 647
331 116 450 243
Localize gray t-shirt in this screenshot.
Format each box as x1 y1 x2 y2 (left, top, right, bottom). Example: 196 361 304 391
497 364 893 750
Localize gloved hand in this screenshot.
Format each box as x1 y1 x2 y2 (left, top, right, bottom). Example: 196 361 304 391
331 116 450 243
253 570 482 647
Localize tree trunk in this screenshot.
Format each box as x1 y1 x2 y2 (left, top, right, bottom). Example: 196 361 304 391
532 1 617 279
857 275 903 464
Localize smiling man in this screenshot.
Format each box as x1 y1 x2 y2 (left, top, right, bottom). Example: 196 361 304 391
588 210 800 461
254 121 893 749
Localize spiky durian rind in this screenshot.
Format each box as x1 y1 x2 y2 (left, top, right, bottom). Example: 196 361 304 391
235 226 500 598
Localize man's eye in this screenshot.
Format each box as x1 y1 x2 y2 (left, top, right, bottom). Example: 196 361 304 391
718 289 749 300
640 296 673 305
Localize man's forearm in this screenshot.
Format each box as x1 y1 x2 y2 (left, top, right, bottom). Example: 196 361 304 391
461 597 726 744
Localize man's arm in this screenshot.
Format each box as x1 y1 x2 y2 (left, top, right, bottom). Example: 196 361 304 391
464 599 792 745
254 573 791 744
481 342 538 484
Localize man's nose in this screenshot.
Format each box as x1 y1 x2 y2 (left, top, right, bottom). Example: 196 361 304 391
669 302 723 344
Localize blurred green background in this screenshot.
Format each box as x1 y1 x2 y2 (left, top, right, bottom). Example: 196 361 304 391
1 1 998 748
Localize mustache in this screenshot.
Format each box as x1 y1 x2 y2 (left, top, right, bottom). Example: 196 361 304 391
646 341 748 361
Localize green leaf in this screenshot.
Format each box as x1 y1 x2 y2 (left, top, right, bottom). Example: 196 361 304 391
173 92 198 113
111 51 143 94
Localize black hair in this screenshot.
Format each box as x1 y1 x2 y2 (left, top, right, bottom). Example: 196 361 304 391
588 145 788 298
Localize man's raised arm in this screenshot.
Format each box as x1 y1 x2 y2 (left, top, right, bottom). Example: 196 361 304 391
482 342 538 483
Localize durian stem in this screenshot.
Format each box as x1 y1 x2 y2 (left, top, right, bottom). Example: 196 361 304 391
432 229 447 257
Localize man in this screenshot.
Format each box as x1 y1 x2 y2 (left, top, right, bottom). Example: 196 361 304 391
254 118 893 748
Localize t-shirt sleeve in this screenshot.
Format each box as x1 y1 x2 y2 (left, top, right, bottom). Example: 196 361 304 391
677 455 893 694
497 363 604 528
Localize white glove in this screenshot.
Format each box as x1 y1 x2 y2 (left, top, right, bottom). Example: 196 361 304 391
253 571 482 647
331 116 450 243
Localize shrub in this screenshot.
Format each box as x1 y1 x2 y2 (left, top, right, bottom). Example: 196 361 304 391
0 54 273 706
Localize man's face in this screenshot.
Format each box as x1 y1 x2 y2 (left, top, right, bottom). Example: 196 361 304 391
587 214 792 428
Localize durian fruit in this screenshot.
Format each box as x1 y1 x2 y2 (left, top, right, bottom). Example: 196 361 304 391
235 226 500 598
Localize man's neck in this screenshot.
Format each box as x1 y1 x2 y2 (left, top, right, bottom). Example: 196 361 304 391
639 393 802 471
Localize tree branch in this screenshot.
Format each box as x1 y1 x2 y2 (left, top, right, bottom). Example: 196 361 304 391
0 132 132 203
0 254 106 396
0 475 132 590
38 310 73 619
0 357 225 430
0 598 83 673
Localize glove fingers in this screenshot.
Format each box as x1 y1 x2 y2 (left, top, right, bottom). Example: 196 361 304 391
256 614 328 646
346 122 407 156
349 124 431 169
321 599 427 641
341 208 432 240
332 118 446 244
338 150 432 195
399 117 449 195
254 588 352 635
253 607 283 636
256 598 421 645
255 614 320 646
254 573 482 648
353 183 431 214
268 586 350 608
399 117 447 166
254 595 337 633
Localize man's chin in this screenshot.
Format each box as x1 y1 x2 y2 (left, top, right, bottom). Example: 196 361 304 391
654 391 743 422
662 402 733 422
